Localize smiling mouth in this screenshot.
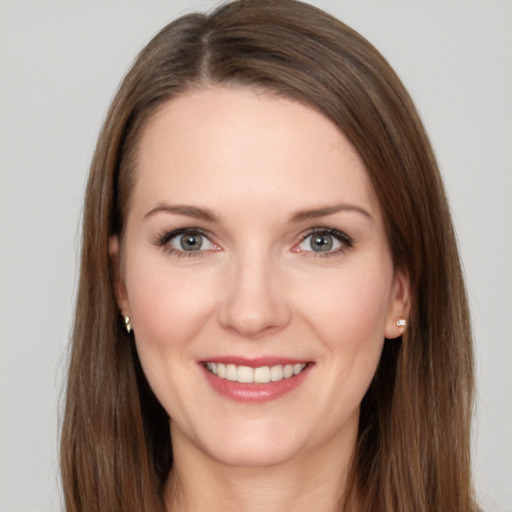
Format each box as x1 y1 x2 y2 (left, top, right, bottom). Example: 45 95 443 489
204 362 308 384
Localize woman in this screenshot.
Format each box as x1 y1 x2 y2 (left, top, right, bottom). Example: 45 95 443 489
60 0 480 510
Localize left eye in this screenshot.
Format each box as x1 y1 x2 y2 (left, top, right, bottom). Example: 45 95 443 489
296 229 350 253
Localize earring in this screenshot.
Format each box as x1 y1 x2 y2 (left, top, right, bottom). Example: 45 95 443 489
124 316 133 334
396 318 407 334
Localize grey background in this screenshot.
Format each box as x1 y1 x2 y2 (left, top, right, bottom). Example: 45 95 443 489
1 1 511 510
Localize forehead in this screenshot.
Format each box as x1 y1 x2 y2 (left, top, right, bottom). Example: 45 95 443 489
131 86 381 223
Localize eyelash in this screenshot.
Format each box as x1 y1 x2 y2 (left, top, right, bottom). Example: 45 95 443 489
153 228 215 258
152 226 354 258
298 227 354 257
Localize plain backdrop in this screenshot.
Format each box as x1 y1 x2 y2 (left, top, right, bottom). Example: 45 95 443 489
0 1 511 511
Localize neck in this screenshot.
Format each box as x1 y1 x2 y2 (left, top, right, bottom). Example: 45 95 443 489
164 423 358 512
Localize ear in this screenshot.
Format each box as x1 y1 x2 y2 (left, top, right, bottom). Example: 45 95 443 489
109 236 130 315
384 268 411 339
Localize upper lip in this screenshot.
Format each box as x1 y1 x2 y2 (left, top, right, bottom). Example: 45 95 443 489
199 356 311 367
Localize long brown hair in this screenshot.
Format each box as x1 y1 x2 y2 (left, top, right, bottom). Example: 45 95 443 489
61 1 479 510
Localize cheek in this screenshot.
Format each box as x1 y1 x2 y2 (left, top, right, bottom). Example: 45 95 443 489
124 254 220 358
294 259 394 404
296 264 393 419
298 263 393 345
123 255 221 417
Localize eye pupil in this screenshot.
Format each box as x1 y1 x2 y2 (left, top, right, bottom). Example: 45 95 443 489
311 234 333 252
180 233 202 251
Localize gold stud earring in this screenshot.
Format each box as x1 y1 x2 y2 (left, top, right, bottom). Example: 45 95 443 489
396 318 407 334
124 316 133 334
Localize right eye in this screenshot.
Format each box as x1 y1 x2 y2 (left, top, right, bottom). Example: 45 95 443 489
173 231 211 251
155 229 220 256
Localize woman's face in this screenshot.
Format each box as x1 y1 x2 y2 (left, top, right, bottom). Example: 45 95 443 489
111 86 409 468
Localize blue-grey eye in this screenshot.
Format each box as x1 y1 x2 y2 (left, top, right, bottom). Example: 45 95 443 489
169 231 215 252
298 231 345 253
180 233 203 251
310 234 334 252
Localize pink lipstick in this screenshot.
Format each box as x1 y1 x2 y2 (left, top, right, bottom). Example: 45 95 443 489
199 357 312 402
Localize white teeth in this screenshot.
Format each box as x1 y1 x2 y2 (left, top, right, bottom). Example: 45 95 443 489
254 366 271 383
293 363 303 375
270 365 284 381
226 364 237 381
237 366 254 383
284 364 294 378
205 362 307 383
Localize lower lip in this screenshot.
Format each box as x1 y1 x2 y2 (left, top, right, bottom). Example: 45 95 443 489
200 364 312 403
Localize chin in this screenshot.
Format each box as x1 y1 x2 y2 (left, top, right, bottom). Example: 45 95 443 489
190 419 306 468
207 439 298 468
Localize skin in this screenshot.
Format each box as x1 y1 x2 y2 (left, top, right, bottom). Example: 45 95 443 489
110 86 409 512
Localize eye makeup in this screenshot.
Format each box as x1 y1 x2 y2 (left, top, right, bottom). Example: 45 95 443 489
152 224 355 259
152 227 220 257
295 227 354 257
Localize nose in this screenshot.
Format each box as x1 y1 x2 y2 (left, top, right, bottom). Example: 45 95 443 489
218 252 292 339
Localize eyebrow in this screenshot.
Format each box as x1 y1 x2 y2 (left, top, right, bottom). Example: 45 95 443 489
144 203 219 222
144 202 373 224
289 204 374 223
